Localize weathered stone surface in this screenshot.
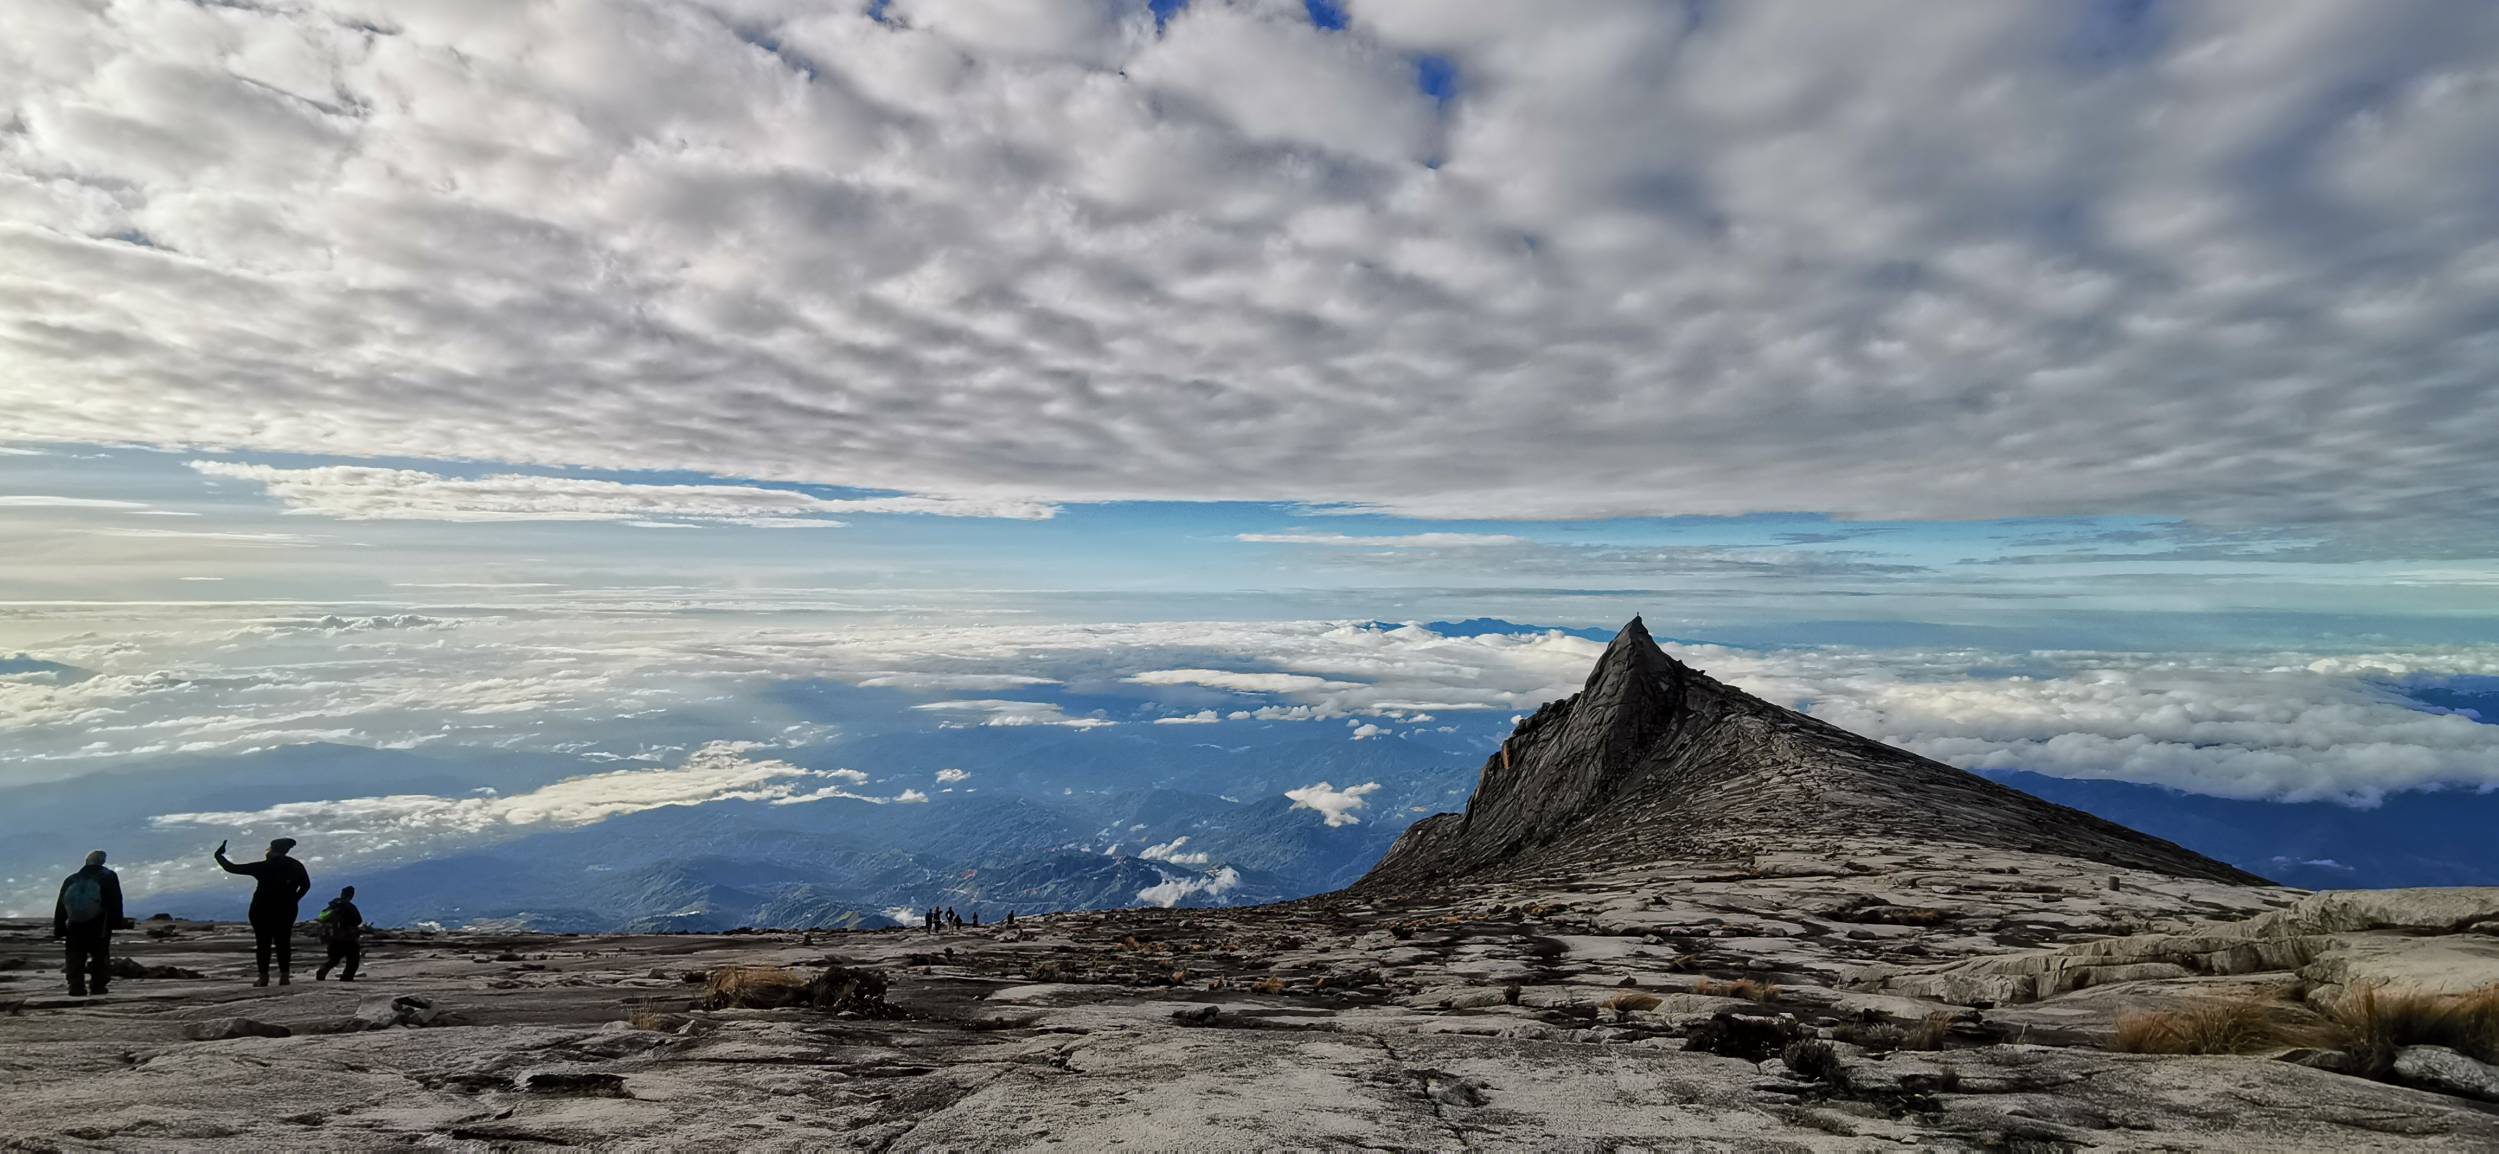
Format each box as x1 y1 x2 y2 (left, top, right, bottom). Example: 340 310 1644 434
182 1017 290 1041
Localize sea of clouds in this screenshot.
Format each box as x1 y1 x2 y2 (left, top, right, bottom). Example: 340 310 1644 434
6 609 2495 808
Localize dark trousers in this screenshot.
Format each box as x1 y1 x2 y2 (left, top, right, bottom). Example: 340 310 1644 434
317 939 361 980
63 926 110 994
251 916 294 979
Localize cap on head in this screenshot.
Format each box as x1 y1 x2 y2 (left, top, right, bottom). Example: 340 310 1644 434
268 837 297 853
340 885 355 898
84 850 107 867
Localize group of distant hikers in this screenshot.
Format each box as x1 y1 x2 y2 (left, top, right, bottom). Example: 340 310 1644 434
920 905 1014 933
50 837 364 996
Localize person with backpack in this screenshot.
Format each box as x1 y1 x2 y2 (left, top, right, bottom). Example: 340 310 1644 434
52 850 129 997
214 837 312 986
313 886 364 981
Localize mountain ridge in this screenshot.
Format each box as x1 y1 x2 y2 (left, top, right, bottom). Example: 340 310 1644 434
1362 616 2267 889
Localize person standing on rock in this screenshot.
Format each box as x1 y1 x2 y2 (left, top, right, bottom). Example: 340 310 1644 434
213 837 312 986
314 885 365 982
52 850 130 997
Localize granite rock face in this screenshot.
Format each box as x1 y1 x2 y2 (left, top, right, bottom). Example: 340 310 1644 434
1363 616 2265 889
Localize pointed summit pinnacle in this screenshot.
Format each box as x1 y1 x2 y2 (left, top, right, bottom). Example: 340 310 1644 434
1360 611 2267 890
1583 615 1681 695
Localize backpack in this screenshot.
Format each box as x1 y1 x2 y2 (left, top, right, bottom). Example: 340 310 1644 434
62 873 106 925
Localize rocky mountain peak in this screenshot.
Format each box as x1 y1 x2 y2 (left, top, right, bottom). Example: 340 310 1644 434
1361 616 2265 889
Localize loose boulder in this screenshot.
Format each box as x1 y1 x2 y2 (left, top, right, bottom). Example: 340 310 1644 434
356 994 440 1030
2393 1046 2499 1103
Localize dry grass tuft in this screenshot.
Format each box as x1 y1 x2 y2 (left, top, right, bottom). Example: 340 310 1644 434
1904 1011 1955 1051
1602 990 1663 1020
1695 978 1779 1003
2328 985 2499 1075
2111 999 2287 1055
699 966 816 1011
2108 985 2499 1073
626 1008 690 1032
1251 977 1286 995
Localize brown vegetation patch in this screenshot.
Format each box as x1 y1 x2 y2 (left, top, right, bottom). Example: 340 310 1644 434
2329 985 2499 1075
2112 999 2292 1055
1695 978 1779 1003
698 963 898 1017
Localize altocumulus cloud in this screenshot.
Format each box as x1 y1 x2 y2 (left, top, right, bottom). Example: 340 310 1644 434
188 462 1054 526
2 3 2497 550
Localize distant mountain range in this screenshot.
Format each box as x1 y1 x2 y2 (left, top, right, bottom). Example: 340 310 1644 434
9 617 2496 928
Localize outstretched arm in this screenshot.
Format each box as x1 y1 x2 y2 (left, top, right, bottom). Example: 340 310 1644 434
213 840 251 875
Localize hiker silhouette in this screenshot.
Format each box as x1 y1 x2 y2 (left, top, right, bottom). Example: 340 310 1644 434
215 837 311 986
315 885 364 982
53 850 130 997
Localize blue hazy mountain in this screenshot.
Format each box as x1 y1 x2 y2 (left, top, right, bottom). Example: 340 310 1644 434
1979 770 2499 890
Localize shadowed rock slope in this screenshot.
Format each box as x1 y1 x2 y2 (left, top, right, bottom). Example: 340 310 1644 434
1362 616 2267 890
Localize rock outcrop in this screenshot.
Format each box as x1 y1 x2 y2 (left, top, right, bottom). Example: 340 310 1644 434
1363 616 2265 889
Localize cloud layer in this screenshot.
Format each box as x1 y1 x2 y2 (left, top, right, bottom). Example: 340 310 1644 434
10 608 2499 806
190 461 1055 525
5 2 2498 546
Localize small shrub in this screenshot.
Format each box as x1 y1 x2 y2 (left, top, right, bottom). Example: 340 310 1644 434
1501 983 1522 1006
1251 977 1285 995
1685 1011 1805 1061
1782 1039 1843 1083
627 1008 686 1032
1833 1021 1904 1053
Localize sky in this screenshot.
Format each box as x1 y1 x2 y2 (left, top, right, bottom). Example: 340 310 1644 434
5 0 2499 875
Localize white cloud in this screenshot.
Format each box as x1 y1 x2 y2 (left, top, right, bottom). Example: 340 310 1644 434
1348 722 1384 741
911 699 1115 728
934 767 969 784
1285 780 1381 827
188 462 1054 525
149 741 819 836
856 673 1064 691
1154 709 1222 725
1135 865 1241 908
894 788 930 804
1235 533 1528 548
1126 669 1365 694
0 4 2489 548
0 496 151 509
1138 835 1210 866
